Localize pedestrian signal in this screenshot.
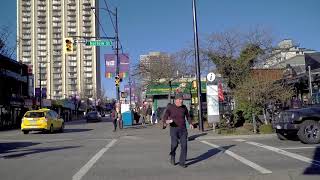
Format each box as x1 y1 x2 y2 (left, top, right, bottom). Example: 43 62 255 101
64 38 74 54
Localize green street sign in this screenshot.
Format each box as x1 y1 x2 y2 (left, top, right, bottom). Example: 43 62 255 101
86 40 112 46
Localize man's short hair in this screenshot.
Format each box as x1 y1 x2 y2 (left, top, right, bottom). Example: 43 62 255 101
174 93 184 100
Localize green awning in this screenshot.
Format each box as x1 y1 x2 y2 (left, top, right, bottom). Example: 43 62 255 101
146 81 206 96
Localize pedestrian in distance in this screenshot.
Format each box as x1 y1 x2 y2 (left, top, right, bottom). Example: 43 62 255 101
163 93 194 168
111 106 121 132
146 105 152 124
140 104 147 125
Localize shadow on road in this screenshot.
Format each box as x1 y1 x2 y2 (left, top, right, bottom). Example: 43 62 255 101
62 128 93 133
188 133 208 141
31 128 93 134
304 146 320 175
186 145 235 166
1 145 81 159
0 142 40 154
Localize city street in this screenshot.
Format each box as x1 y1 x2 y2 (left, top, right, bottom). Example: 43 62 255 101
0 118 319 180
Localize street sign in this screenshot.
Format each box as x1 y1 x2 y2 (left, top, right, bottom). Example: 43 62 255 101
35 88 41 97
86 40 112 46
42 88 47 98
74 39 87 44
207 72 216 82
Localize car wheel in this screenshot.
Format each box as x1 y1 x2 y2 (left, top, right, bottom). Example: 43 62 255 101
59 123 64 133
23 130 29 134
50 124 54 134
298 120 320 144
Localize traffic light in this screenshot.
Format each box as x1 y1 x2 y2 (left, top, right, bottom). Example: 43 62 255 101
115 75 120 87
64 38 74 54
192 80 197 89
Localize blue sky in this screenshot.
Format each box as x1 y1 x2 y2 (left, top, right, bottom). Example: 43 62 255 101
1 0 320 98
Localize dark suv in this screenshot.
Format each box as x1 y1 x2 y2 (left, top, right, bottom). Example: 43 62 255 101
85 111 102 123
273 105 320 144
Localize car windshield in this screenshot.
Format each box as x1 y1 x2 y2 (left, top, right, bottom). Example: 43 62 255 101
88 112 98 115
24 112 45 118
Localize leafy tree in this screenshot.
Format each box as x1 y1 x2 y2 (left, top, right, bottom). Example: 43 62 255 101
235 76 293 123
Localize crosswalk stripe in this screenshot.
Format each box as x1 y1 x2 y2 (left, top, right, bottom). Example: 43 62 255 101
281 146 319 150
200 140 272 174
246 141 320 167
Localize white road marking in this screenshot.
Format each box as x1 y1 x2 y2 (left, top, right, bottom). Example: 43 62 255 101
72 139 117 180
234 139 246 142
281 146 319 150
246 141 320 167
200 140 272 174
87 138 113 141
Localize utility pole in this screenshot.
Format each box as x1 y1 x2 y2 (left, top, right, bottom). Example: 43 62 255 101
308 66 313 103
115 8 120 101
192 0 204 131
129 74 132 106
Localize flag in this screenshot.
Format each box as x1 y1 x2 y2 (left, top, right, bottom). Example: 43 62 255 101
120 54 129 78
218 81 224 102
105 54 116 78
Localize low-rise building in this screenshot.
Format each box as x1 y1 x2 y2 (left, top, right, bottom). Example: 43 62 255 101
0 55 30 129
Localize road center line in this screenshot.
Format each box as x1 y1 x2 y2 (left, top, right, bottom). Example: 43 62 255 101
72 139 117 180
246 141 320 167
200 140 272 174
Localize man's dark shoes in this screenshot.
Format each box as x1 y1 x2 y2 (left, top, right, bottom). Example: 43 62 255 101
179 164 187 168
169 156 175 166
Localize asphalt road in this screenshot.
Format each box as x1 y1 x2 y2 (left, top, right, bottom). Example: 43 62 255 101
0 118 319 180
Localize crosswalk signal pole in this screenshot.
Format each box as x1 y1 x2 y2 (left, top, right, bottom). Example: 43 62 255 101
115 8 120 101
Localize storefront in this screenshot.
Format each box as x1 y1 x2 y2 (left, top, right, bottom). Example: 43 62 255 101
0 55 29 129
146 80 207 121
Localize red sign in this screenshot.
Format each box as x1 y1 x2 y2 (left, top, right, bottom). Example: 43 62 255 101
28 65 33 75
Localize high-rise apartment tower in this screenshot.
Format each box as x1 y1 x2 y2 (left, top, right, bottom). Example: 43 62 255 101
17 0 101 99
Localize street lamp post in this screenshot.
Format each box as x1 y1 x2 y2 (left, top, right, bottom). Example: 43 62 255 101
129 74 132 106
115 8 120 101
192 0 204 131
91 6 120 101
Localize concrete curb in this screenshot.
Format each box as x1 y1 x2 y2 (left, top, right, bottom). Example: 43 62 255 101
196 133 276 140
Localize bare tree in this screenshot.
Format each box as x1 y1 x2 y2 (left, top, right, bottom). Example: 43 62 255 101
134 53 194 89
0 25 17 59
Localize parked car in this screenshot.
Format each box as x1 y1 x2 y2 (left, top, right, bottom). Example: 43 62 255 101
21 108 64 134
86 111 102 123
273 105 320 144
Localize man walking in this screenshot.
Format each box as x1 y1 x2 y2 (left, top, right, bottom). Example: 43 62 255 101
163 93 194 168
146 105 152 124
111 106 121 132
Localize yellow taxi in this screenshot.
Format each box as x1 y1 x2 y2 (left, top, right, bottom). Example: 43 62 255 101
21 108 64 134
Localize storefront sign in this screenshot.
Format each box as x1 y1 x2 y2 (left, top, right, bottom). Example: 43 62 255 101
206 84 219 123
